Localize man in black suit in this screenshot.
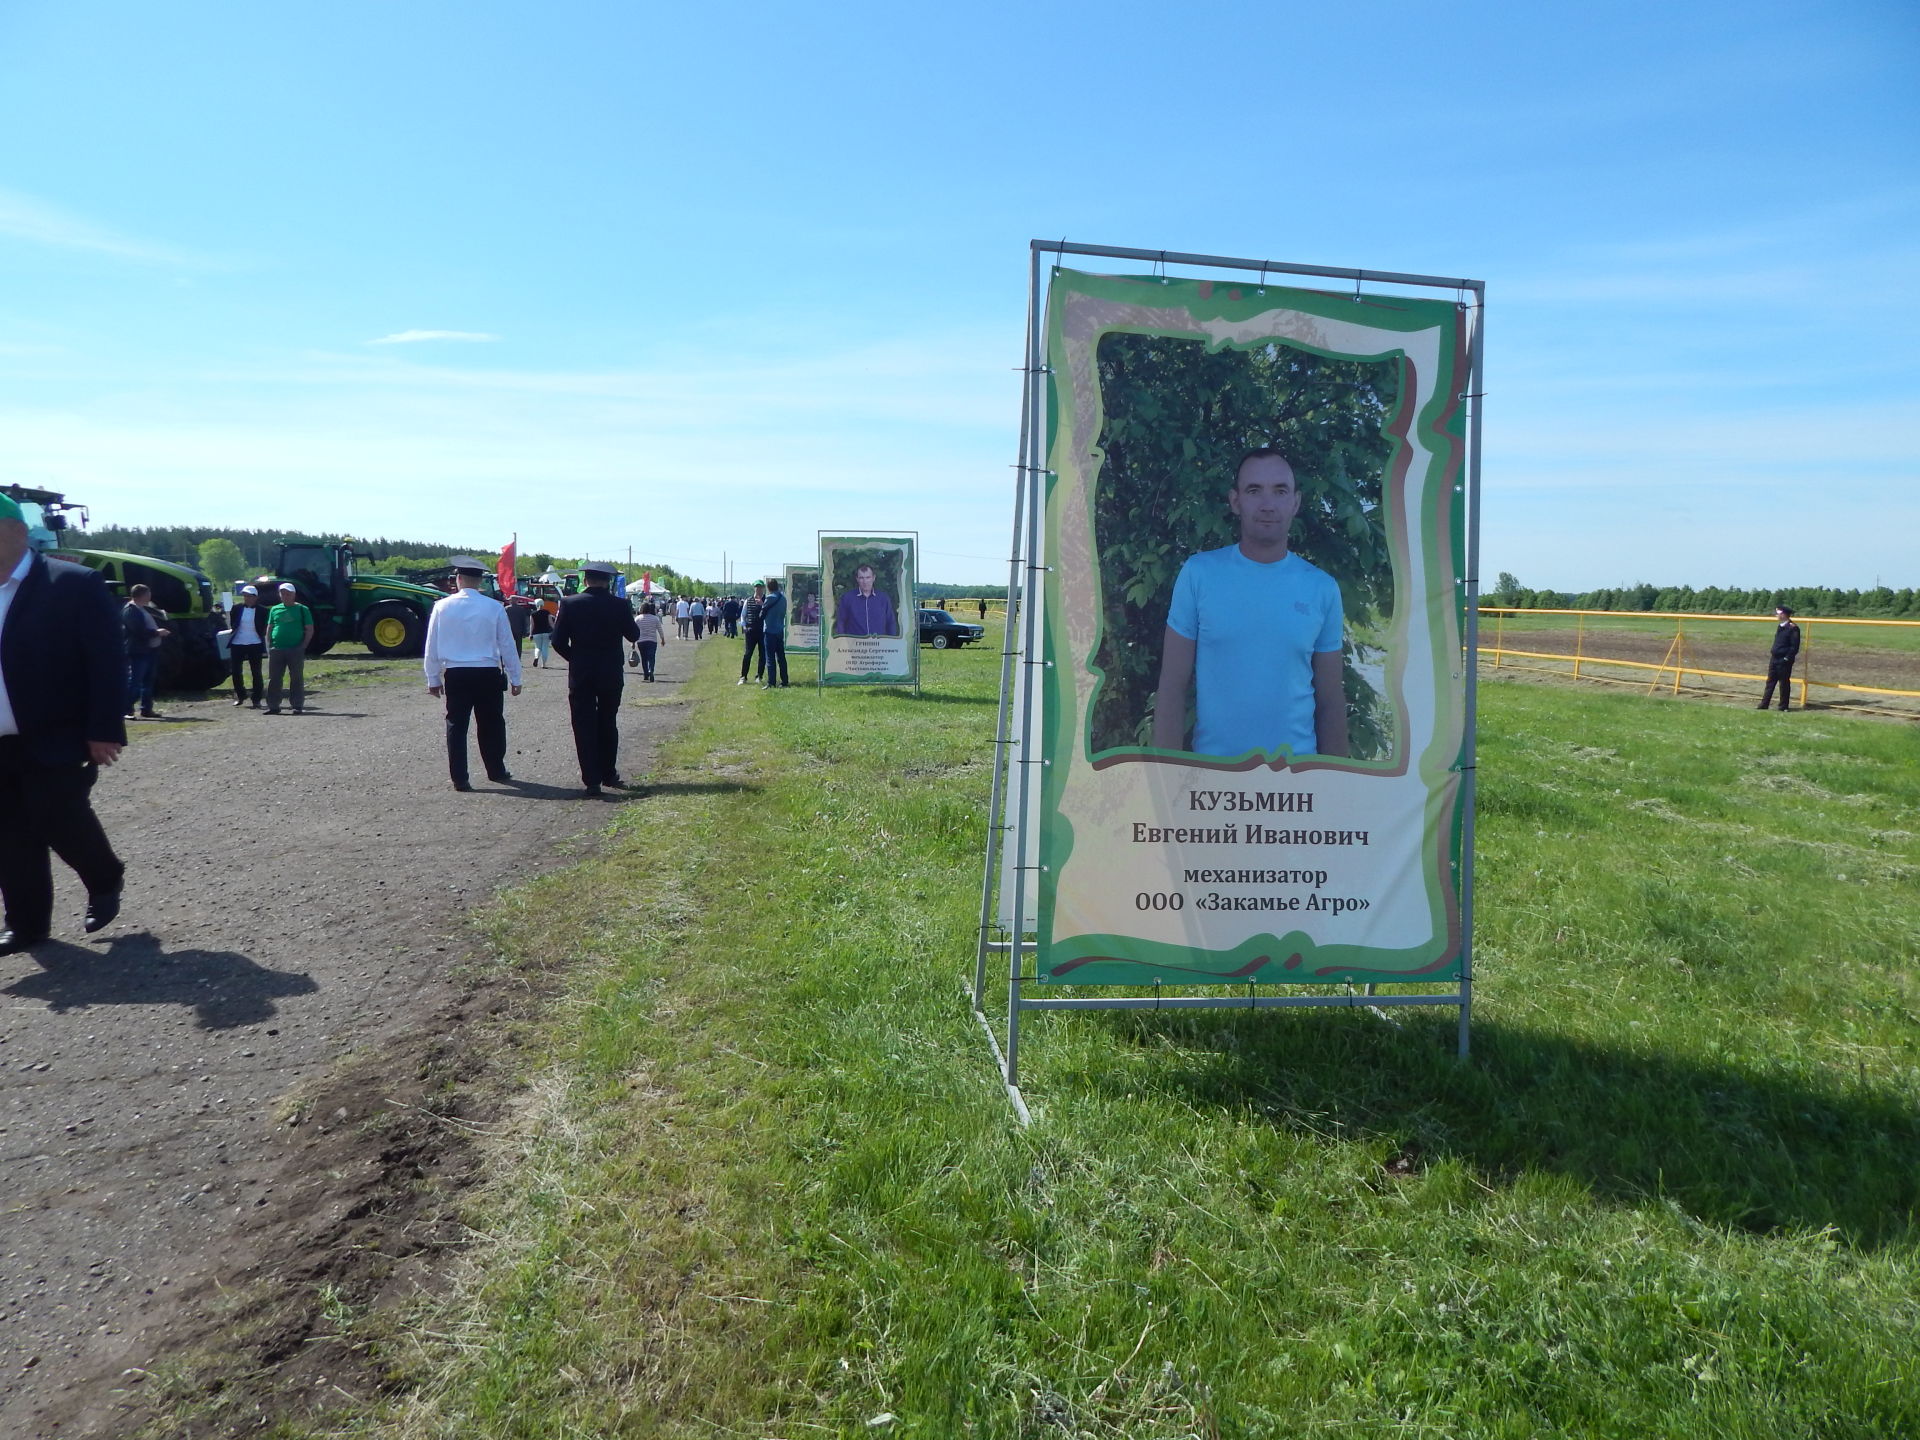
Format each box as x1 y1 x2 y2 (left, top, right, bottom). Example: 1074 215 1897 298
550 560 639 797
0 494 129 954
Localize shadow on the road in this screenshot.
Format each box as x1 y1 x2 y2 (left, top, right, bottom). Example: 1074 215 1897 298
480 779 615 802
258 710 369 719
128 715 217 725
639 780 760 797
3 934 319 1030
870 688 996 706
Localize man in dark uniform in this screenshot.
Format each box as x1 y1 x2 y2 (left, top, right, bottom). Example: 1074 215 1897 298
550 560 638 796
1758 604 1801 711
0 493 129 953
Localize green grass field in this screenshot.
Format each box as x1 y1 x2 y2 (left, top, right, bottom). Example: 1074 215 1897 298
273 637 1918 1440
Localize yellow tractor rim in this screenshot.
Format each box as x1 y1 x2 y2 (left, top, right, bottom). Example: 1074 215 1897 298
372 615 408 649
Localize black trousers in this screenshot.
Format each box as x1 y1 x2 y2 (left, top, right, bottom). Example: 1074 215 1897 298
741 626 764 680
568 672 624 784
230 641 264 702
0 736 126 938
1761 658 1796 710
444 667 508 782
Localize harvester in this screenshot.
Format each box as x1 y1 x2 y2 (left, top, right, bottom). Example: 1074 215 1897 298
2 483 227 690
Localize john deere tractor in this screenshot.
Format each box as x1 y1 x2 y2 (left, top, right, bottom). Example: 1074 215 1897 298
262 539 445 657
2 483 227 690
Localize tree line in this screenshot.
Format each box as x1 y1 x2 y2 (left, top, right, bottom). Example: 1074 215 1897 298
1488 575 1920 619
72 524 1002 600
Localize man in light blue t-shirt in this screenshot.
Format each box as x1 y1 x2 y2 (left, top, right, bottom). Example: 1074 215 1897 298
1150 448 1349 759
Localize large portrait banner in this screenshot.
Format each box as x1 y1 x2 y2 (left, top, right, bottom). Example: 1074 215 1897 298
785 564 822 652
819 532 918 687
1038 269 1468 985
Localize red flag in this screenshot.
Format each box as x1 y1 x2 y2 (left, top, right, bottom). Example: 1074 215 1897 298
642 570 652 594
497 538 517 597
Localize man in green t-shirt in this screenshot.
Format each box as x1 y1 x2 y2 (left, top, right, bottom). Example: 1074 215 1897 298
265 583 315 714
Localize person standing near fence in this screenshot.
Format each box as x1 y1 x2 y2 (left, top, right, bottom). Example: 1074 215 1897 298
265 582 313 715
1759 605 1801 711
551 560 639 796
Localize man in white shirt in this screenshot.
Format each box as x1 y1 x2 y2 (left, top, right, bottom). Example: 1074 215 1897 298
674 596 691 640
423 557 522 792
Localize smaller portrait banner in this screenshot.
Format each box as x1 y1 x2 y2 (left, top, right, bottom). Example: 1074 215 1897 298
819 532 918 686
785 564 822 652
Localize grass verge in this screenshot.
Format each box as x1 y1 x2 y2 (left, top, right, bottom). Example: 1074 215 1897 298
312 641 1917 1438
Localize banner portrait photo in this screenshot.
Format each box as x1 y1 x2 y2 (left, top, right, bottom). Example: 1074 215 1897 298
1037 269 1469 985
820 533 918 687
785 564 822 652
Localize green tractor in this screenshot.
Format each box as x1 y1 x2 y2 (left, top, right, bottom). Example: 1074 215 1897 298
262 539 444 658
3 483 228 691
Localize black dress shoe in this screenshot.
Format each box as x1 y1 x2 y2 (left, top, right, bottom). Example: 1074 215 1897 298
487 771 514 783
602 775 624 788
83 892 122 933
0 930 50 956
452 780 474 792
233 697 248 707
580 784 603 798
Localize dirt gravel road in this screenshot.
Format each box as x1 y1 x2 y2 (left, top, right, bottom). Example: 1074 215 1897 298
0 638 703 1436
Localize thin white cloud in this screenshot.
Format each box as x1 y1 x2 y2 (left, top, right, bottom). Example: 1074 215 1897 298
0 186 195 264
366 330 501 346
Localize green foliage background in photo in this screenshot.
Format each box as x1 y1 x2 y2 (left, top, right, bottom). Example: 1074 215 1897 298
826 545 907 638
1085 332 1404 761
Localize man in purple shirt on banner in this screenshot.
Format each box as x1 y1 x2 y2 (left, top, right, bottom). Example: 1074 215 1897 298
833 564 898 637
1151 447 1349 760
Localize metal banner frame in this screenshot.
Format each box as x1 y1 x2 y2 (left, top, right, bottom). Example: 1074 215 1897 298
970 240 1485 1120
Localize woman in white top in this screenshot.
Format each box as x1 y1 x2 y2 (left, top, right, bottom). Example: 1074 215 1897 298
632 602 668 681
227 584 267 708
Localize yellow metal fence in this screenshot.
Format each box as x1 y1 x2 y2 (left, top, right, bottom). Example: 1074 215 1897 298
1478 608 1920 718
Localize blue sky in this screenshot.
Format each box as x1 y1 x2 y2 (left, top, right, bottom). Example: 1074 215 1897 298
1 0 1914 588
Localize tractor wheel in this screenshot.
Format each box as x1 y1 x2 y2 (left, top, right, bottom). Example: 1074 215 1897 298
155 618 227 692
305 618 340 657
363 602 426 658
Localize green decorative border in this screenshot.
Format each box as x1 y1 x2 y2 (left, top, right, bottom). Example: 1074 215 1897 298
1036 270 1468 985
817 534 920 688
